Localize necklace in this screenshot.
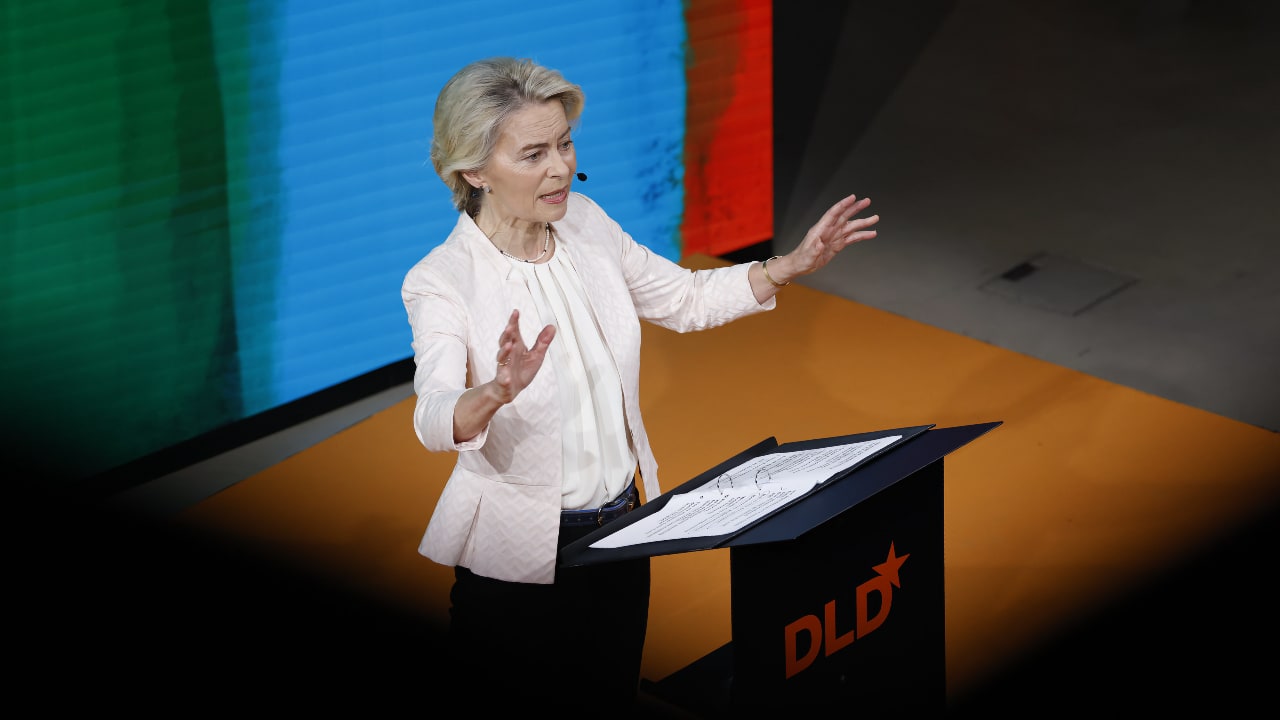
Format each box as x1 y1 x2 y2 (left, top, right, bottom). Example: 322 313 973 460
499 223 551 263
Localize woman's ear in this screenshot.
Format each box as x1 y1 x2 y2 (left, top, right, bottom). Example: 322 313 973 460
462 170 484 189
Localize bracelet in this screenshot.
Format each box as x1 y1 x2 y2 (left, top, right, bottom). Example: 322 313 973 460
762 256 790 287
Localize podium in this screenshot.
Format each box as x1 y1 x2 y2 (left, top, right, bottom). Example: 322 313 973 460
560 421 1002 716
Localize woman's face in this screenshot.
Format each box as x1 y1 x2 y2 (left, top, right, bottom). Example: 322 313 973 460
472 100 577 230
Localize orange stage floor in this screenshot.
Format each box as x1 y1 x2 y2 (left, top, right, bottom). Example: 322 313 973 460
173 255 1280 710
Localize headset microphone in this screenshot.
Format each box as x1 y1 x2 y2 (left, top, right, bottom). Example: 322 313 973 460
576 172 588 181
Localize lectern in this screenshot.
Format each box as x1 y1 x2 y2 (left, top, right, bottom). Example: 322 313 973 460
559 421 1001 716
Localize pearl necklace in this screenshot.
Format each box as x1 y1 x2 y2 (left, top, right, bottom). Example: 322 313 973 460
499 223 551 263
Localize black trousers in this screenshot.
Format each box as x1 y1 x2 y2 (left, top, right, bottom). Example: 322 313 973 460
444 521 651 711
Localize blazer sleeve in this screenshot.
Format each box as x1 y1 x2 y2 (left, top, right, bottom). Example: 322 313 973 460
401 256 490 453
572 195 775 331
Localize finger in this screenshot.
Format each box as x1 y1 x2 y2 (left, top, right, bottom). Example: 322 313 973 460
848 213 880 230
843 229 878 249
844 198 872 222
818 193 860 226
499 313 517 342
534 324 557 349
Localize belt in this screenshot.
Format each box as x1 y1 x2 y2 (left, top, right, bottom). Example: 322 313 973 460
561 481 639 528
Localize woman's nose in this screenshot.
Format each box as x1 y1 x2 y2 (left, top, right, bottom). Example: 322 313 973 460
549 155 569 177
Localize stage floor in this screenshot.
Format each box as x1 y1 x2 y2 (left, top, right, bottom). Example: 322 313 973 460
162 255 1280 713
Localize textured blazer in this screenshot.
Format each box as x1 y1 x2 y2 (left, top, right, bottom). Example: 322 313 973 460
401 193 774 583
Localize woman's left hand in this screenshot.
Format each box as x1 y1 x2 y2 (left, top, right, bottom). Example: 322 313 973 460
764 193 880 286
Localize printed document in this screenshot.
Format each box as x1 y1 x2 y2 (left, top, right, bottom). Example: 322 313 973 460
590 435 900 548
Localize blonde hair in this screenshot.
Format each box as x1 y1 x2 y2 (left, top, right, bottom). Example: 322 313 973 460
430 57 584 216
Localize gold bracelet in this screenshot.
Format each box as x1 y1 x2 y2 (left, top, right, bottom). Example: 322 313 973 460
762 256 790 287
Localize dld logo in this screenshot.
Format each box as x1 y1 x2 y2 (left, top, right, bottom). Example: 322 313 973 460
783 542 909 679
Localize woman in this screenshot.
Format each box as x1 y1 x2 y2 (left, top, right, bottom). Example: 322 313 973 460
401 57 879 709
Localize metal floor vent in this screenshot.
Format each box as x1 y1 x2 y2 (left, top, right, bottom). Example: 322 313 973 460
980 252 1137 316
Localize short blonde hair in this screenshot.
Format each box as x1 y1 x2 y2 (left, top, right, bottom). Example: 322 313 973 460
430 57 584 216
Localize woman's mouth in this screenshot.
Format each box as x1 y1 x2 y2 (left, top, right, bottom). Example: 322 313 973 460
540 189 567 204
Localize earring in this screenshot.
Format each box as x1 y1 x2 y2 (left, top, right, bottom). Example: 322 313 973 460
483 185 492 194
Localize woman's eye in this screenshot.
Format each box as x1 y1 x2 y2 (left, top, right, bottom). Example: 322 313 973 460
560 139 573 150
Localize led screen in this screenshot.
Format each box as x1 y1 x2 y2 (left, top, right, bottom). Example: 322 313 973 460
1 0 771 488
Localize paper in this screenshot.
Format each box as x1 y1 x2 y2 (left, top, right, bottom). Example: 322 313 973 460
589 435 900 548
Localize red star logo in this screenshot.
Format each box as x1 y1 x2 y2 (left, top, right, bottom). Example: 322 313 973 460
872 542 909 587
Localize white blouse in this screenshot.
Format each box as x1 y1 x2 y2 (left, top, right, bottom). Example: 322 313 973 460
508 244 636 510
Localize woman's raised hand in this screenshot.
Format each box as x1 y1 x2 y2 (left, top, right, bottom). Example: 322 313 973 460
492 309 555 403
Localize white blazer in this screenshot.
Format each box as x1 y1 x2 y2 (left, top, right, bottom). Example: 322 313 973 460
401 193 773 583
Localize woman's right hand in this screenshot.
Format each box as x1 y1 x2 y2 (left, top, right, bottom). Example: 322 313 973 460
451 309 556 443
491 309 556 404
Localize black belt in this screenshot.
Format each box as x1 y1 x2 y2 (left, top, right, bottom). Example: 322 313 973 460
561 480 639 527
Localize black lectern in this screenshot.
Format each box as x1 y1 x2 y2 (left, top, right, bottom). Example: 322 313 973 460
559 421 1001 716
